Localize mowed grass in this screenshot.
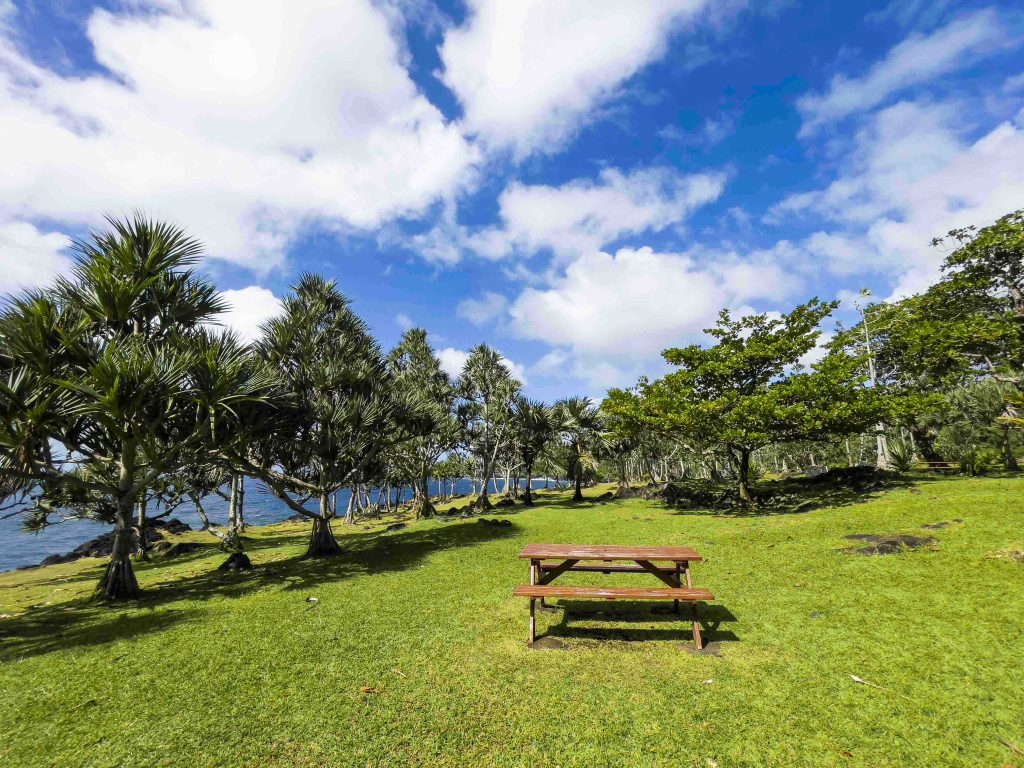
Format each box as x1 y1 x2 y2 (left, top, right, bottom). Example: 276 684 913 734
1 477 1023 768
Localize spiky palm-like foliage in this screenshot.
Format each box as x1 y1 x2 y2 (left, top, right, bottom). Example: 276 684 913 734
513 398 554 506
554 396 605 502
0 215 273 599
247 274 425 556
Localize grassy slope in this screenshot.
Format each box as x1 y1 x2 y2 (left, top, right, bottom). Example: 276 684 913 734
0 477 1022 768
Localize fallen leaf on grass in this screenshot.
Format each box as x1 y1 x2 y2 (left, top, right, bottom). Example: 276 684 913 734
392 668 407 678
360 686 377 694
305 596 319 603
850 674 912 701
702 679 714 685
1000 738 1024 756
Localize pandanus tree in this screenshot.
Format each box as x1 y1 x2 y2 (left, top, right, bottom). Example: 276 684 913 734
512 398 554 506
456 345 520 511
0 215 272 599
553 396 604 502
387 329 460 519
243 275 425 556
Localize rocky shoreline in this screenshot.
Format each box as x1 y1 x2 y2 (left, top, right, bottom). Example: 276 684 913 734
21 518 196 570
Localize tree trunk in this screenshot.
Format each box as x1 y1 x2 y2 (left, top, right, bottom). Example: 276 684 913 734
907 423 941 462
523 462 535 507
235 473 246 531
344 490 356 525
414 474 435 519
222 473 244 554
737 449 752 504
306 493 343 557
572 468 583 502
97 452 142 600
1002 425 1018 471
134 495 149 560
875 426 892 470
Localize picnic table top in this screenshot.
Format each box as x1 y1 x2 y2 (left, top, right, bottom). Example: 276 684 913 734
518 543 703 562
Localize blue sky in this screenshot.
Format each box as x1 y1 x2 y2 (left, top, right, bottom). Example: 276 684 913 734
0 0 1022 401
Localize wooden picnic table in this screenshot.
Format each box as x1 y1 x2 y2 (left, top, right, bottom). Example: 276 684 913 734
514 544 713 649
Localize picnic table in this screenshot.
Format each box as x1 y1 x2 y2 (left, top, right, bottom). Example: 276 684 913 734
514 544 714 649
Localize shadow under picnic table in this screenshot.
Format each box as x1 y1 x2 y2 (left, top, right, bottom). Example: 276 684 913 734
541 599 739 645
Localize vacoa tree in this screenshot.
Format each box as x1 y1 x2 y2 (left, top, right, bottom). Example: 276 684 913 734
241 275 426 556
0 215 272 599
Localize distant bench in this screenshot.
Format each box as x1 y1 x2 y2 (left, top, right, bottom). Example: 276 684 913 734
515 544 714 649
915 461 957 472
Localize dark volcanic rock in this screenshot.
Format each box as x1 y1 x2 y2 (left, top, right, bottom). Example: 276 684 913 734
478 518 513 527
921 519 963 530
217 552 252 571
494 497 516 508
843 534 936 555
152 517 192 534
385 522 407 532
152 541 204 559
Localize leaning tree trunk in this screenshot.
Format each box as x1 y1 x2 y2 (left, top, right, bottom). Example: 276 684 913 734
306 492 343 558
97 453 142 600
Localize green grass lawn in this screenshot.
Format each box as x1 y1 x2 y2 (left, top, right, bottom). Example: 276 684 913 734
1 476 1022 767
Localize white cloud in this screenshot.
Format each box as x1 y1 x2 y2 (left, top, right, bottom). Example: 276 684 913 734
0 221 72 295
0 0 477 272
437 347 470 380
531 349 570 376
777 99 1024 297
455 292 508 325
658 114 736 147
437 345 527 385
469 166 726 262
439 0 712 157
395 312 414 330
215 286 282 343
508 245 800 388
797 9 1011 134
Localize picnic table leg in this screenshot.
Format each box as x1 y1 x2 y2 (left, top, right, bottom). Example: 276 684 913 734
531 558 546 608
683 561 703 650
529 597 536 644
673 563 681 614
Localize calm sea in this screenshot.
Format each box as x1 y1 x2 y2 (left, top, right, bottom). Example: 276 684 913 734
0 478 554 572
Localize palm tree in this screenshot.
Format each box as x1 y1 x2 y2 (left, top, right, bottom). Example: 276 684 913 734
456 345 520 511
553 396 604 502
0 215 271 599
243 275 425 556
513 398 554 506
387 329 460 519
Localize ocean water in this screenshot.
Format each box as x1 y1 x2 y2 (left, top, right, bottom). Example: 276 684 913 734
0 477 555 572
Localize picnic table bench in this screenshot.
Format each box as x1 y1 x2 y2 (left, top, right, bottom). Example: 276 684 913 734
514 544 714 649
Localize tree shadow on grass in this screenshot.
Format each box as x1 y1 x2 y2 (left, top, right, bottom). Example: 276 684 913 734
541 600 739 646
0 603 198 660
662 473 946 519
0 520 518 660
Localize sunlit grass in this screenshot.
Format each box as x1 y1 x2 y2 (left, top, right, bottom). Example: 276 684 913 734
1 477 1022 767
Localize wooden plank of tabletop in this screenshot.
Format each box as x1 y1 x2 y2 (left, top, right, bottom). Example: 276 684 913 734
518 544 703 562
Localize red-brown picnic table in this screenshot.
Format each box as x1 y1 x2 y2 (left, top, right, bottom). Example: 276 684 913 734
515 543 711 649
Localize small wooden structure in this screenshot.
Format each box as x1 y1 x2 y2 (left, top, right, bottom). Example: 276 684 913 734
514 544 714 649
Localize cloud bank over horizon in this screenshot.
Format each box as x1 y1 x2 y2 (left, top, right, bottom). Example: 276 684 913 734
1 0 1021 398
